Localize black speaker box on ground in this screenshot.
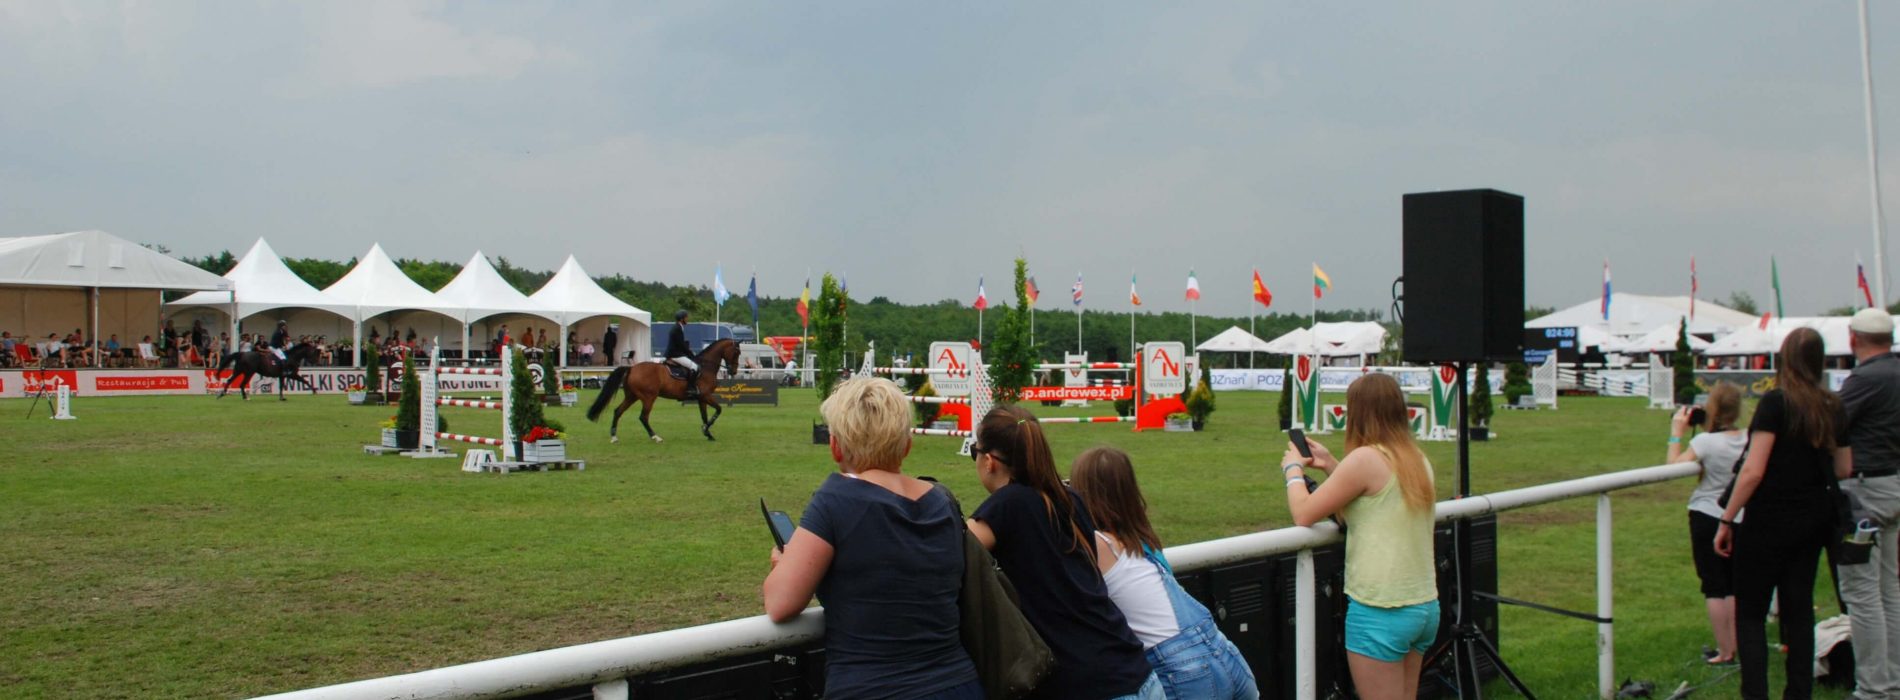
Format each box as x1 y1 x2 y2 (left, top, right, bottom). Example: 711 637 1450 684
1402 189 1526 364
1421 515 1501 698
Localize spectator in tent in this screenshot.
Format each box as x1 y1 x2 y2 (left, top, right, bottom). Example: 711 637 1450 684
2 331 17 367
601 324 619 366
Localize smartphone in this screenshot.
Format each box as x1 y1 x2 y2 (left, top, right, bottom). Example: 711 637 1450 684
1288 428 1312 459
760 498 796 551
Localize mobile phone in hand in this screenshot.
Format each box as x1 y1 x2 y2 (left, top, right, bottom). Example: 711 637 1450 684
1288 428 1312 459
760 498 796 551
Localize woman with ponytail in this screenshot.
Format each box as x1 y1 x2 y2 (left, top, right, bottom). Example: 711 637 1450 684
968 405 1162 700
1714 327 1853 700
1281 373 1437 700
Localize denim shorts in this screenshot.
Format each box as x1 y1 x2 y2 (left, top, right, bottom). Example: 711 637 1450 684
1345 597 1441 662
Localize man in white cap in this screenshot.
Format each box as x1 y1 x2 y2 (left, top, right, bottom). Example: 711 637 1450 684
1840 306 1900 700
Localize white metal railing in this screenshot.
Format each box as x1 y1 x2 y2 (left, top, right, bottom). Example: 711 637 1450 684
256 462 1699 700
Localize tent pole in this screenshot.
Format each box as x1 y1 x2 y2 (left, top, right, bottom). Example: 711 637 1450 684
92 287 101 368
352 319 362 367
461 322 471 365
560 323 570 369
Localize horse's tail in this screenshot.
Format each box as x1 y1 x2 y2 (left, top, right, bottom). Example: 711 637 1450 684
587 365 631 422
214 351 239 380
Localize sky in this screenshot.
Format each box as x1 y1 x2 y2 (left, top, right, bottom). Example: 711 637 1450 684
2 1 1897 318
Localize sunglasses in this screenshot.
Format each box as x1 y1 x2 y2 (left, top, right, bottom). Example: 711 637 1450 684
969 446 988 462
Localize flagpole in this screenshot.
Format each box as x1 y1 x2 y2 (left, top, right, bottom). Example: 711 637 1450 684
1861 0 1890 307
1191 298 1197 349
1249 310 1256 370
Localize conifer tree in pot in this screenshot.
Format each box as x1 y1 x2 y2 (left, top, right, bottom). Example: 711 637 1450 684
1277 365 1293 431
1468 363 1494 441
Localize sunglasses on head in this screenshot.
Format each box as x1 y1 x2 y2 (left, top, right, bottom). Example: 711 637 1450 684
969 446 987 461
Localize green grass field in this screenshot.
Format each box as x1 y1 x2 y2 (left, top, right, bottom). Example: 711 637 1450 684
0 389 1851 698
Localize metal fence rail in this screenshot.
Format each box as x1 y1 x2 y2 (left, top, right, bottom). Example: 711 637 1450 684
257 462 1699 700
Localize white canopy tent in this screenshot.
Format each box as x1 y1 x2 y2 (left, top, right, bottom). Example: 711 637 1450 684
1527 293 1756 346
1262 322 1387 358
529 256 652 366
1608 324 1712 355
432 252 559 360
166 238 354 345
0 230 230 366
323 244 458 365
1195 326 1274 353
1703 316 1889 358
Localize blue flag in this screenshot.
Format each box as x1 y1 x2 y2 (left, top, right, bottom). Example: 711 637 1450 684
714 266 731 305
747 273 760 327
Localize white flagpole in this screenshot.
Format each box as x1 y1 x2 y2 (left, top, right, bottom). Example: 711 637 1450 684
1250 310 1256 369
1191 298 1197 349
1860 0 1890 306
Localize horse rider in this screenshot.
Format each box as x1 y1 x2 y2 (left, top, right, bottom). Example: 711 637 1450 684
268 320 290 363
665 310 700 399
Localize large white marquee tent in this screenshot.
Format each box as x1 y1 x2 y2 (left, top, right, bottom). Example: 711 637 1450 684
1 230 231 366
530 256 652 366
1262 322 1387 358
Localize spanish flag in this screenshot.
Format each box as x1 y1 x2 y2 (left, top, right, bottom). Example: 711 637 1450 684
1312 263 1332 299
796 276 811 327
1252 269 1273 308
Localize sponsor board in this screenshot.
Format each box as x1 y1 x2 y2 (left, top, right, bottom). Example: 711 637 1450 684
1021 385 1135 402
94 375 190 392
23 370 79 396
929 342 975 397
713 378 780 406
1142 342 1187 396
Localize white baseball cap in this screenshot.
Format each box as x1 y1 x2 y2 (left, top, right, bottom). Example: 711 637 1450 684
1850 307 1894 335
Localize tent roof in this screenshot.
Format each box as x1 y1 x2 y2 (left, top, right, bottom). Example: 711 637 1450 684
1195 325 1274 353
0 230 230 291
166 238 353 318
529 256 651 327
1700 316 1878 357
1610 324 1712 355
1526 293 1756 338
1262 322 1387 356
432 251 558 324
321 243 456 322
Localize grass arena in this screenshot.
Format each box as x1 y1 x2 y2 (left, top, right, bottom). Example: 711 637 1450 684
0 388 1854 698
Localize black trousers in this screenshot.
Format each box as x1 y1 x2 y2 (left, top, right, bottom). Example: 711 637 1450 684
1733 502 1831 700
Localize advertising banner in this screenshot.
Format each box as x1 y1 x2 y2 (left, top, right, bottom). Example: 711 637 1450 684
714 378 780 406
1021 385 1135 402
1142 342 1187 396
1293 355 1320 431
929 342 975 397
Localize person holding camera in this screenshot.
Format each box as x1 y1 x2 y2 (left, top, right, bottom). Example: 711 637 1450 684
1282 373 1437 700
1715 327 1854 700
967 405 1162 700
762 377 979 699
1667 382 1747 666
1837 307 1900 700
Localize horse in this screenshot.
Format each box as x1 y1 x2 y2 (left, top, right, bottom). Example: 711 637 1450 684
587 338 741 443
214 342 320 401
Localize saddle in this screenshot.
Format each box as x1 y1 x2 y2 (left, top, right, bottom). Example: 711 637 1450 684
657 360 694 382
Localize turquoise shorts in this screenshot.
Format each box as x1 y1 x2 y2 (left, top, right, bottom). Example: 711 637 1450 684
1345 597 1441 662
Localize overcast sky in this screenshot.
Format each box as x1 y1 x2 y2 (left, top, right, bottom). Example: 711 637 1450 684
2 1 1897 317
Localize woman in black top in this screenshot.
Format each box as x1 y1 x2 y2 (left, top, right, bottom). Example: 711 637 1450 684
967 405 1163 700
1715 327 1853 700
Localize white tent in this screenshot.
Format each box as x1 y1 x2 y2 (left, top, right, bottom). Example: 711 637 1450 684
1609 324 1712 355
0 230 230 366
530 255 653 366
1262 322 1387 357
432 251 559 358
1702 323 1783 357
1195 326 1274 353
1703 316 1884 358
323 244 458 365
166 238 353 343
1527 293 1756 342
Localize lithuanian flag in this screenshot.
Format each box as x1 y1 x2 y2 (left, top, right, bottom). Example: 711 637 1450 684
1312 263 1332 299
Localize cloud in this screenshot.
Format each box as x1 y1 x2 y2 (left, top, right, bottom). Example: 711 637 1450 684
295 1 572 90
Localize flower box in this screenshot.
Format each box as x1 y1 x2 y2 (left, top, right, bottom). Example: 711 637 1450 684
561 392 579 407
349 391 368 405
1164 417 1194 432
381 428 400 448
521 439 565 463
930 420 959 432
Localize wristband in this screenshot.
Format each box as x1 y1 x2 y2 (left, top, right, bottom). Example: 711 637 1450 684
1668 436 1682 445
1282 463 1305 475
1285 478 1306 488
1720 519 1736 527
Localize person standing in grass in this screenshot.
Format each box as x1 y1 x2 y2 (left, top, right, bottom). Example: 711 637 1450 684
1667 382 1747 666
1282 373 1437 700
1071 446 1259 700
1837 307 1900 700
762 377 979 700
1715 327 1853 700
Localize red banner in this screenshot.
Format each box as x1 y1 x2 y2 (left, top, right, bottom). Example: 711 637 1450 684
1020 385 1135 402
23 370 78 395
94 375 190 392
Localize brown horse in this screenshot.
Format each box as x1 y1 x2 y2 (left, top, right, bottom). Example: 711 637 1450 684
586 338 741 443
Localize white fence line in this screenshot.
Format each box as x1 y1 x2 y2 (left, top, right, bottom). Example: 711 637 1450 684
256 462 1698 700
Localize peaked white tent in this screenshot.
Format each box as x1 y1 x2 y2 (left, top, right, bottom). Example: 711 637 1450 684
1609 324 1712 355
530 256 652 366
166 238 353 342
433 252 559 359
1262 322 1387 358
324 244 457 365
1526 293 1756 341
1195 326 1274 353
0 230 231 366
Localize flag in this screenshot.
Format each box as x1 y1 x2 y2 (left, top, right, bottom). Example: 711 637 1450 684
1252 269 1273 308
1771 256 1784 318
1185 270 1201 301
1690 257 1697 320
713 266 731 305
1602 260 1612 321
1759 311 1773 331
1072 273 1084 307
796 276 811 327
973 276 989 310
1860 256 1876 308
1026 276 1040 305
1130 274 1142 306
1312 263 1332 299
746 273 759 327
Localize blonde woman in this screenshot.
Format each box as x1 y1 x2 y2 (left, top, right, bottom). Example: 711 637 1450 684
1282 373 1437 700
762 377 978 700
1666 382 1747 665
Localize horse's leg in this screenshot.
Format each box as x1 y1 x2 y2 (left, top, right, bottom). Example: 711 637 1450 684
639 396 661 443
609 388 638 444
239 371 250 401
698 400 714 441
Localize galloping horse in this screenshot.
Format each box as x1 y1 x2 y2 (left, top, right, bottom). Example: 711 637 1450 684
587 338 741 443
215 342 320 401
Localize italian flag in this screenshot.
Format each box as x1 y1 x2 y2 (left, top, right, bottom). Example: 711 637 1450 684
1185 270 1201 301
1130 274 1142 306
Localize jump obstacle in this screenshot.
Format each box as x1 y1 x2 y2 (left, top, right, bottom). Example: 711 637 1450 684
410 345 518 461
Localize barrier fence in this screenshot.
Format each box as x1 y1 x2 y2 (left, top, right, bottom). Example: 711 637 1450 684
256 461 1698 700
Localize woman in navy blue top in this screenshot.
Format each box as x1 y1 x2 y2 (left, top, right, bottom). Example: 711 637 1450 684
763 378 979 700
967 405 1163 700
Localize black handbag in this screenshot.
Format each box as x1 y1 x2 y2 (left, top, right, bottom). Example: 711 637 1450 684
1824 459 1873 566
929 482 1054 699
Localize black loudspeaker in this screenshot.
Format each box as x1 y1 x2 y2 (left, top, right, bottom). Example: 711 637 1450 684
1421 515 1501 698
1402 189 1526 363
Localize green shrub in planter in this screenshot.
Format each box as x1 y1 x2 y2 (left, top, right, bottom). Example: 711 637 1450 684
1469 363 1494 429
1502 361 1533 406
913 381 942 427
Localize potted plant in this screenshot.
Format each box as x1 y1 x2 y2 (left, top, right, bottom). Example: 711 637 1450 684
1502 361 1534 409
913 381 942 428
540 362 563 406
393 361 423 449
1277 366 1294 431
520 424 566 463
560 382 580 407
347 381 369 405
1468 363 1494 441
380 416 400 448
1164 411 1194 432
1183 366 1216 431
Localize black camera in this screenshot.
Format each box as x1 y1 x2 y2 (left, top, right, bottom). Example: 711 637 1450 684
1687 407 1707 428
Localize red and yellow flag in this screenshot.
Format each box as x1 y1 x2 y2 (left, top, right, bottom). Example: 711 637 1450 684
1252 269 1273 308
